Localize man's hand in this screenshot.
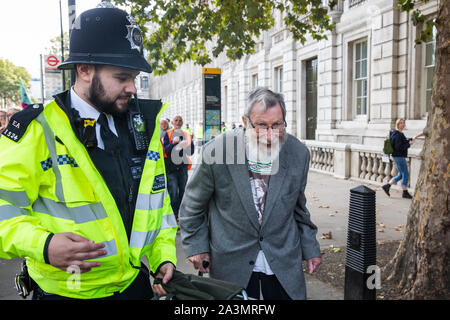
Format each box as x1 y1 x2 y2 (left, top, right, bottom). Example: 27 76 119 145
172 136 181 144
178 140 191 150
152 263 175 296
47 232 106 273
307 257 322 274
188 253 211 274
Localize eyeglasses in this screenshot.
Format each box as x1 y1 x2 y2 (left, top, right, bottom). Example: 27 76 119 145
247 117 287 131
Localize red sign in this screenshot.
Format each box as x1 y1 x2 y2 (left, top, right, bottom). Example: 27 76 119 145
44 55 61 70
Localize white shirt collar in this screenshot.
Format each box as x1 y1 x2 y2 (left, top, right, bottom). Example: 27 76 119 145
70 87 118 148
70 87 101 120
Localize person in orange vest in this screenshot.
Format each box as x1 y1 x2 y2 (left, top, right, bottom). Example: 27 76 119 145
163 115 194 220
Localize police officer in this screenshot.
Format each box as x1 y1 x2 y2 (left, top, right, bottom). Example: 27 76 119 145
0 3 176 300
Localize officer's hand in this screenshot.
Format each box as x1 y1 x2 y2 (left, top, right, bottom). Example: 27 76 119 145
188 253 211 274
153 263 175 296
48 232 106 273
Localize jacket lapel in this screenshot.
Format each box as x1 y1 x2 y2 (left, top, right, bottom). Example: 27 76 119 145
226 130 260 231
260 143 289 229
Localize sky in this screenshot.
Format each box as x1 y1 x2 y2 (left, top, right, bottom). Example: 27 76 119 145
0 0 110 79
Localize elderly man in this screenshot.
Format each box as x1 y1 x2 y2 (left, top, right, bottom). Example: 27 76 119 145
179 87 321 300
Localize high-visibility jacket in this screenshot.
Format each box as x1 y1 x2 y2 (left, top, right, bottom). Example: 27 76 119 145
164 128 193 170
0 99 177 299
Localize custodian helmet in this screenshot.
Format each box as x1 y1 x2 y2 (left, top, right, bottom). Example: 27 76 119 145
58 3 152 73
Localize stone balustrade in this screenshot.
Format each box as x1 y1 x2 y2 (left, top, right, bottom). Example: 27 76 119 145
302 140 422 190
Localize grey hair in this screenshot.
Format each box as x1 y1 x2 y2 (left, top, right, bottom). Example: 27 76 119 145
244 87 286 121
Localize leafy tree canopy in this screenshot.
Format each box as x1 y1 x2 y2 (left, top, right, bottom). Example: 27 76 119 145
397 0 435 44
0 59 31 105
113 0 436 75
46 31 70 59
114 0 337 75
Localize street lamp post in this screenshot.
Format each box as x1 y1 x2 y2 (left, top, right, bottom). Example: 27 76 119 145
68 0 76 86
59 0 66 91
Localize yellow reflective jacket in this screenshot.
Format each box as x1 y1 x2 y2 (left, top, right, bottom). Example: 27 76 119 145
0 98 177 299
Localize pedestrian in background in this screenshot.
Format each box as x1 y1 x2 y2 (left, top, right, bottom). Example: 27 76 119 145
185 123 192 135
160 118 169 140
221 121 227 133
179 87 321 300
382 118 418 199
0 110 6 133
163 115 194 221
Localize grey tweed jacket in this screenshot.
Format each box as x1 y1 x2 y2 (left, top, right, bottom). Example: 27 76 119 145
179 129 320 299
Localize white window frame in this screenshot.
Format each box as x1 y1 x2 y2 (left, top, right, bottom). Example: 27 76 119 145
236 81 240 115
140 76 149 89
251 73 258 89
223 85 228 123
422 26 436 116
274 66 283 93
353 39 368 119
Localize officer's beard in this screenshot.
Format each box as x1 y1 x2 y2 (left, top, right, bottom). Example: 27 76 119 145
89 72 131 117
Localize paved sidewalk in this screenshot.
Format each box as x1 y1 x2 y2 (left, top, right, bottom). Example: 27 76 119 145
301 171 410 299
306 171 410 250
0 171 410 300
177 170 410 300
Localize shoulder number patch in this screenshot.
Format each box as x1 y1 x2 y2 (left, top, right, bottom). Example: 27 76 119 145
2 104 44 142
152 174 165 192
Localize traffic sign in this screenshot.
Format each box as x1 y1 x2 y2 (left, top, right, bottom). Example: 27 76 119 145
44 55 61 70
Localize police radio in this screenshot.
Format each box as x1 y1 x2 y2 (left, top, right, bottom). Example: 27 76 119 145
128 95 149 153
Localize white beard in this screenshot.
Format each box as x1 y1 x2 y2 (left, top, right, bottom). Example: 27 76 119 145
245 128 285 165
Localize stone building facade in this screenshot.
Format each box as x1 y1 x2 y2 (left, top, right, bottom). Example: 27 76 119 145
148 0 438 190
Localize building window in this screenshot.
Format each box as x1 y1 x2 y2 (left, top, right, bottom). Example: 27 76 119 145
251 74 258 89
423 26 436 114
349 0 367 8
224 85 228 121
275 66 283 93
140 76 149 89
353 40 368 116
273 32 284 44
237 81 240 115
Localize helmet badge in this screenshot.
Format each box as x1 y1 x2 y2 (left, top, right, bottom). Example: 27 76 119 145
125 14 143 53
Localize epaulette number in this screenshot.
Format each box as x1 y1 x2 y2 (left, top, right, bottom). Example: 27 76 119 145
2 128 19 142
1 103 44 142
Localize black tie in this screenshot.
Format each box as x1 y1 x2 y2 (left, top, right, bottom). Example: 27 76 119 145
97 113 119 152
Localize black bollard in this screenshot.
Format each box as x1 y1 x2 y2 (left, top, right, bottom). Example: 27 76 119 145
344 185 376 300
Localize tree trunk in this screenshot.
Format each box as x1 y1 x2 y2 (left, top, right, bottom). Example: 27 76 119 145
385 0 450 299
